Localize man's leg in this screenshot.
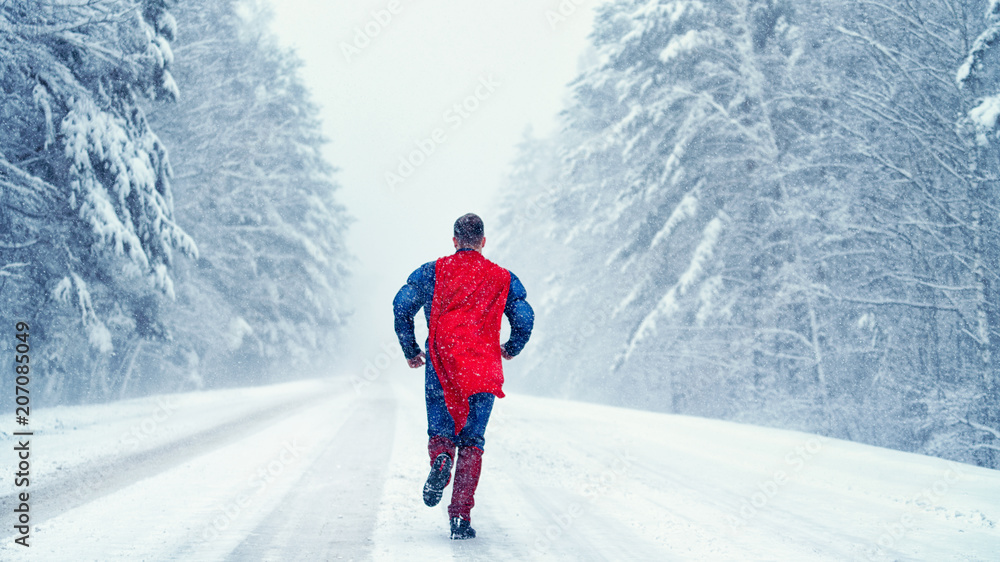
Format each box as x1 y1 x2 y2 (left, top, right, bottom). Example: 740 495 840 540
448 392 494 538
424 360 456 507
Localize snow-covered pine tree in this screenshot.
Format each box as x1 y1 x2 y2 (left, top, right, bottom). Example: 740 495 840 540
505 0 842 415
1 0 196 403
144 0 351 389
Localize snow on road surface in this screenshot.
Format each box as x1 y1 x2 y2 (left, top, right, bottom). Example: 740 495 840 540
2 371 998 561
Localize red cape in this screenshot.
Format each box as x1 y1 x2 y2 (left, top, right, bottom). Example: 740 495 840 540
427 250 511 430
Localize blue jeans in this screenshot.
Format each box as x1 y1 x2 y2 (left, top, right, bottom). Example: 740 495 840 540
425 358 494 450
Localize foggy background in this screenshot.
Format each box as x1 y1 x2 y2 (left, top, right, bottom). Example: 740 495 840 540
268 0 597 372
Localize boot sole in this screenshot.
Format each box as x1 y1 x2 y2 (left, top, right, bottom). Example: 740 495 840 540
423 453 452 507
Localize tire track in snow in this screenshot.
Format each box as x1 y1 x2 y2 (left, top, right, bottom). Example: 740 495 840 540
484 408 685 561
0 379 345 529
1 381 361 560
488 396 787 560
224 383 397 561
371 375 455 561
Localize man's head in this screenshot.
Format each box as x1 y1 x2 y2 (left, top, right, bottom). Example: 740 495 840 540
453 213 486 251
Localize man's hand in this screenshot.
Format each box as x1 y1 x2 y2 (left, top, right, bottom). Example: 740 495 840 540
501 346 514 360
407 352 426 369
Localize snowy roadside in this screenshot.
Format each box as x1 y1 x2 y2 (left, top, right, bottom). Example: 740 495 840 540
0 379 363 560
0 378 341 499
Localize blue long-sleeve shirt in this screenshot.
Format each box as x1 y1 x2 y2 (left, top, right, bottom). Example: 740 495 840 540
393 253 534 360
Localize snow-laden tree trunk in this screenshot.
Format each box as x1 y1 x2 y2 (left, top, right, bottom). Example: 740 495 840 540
957 0 1000 466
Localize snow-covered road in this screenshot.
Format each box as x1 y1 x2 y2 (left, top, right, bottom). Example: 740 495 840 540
2 371 998 560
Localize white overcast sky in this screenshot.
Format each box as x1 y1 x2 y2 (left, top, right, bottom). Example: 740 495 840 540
267 0 598 370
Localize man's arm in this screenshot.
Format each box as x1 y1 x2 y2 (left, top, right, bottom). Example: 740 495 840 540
502 272 534 358
393 262 434 365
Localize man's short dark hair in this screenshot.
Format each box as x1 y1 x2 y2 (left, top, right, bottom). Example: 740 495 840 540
454 213 485 246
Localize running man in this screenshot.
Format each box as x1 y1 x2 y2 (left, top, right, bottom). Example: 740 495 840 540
393 213 534 539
